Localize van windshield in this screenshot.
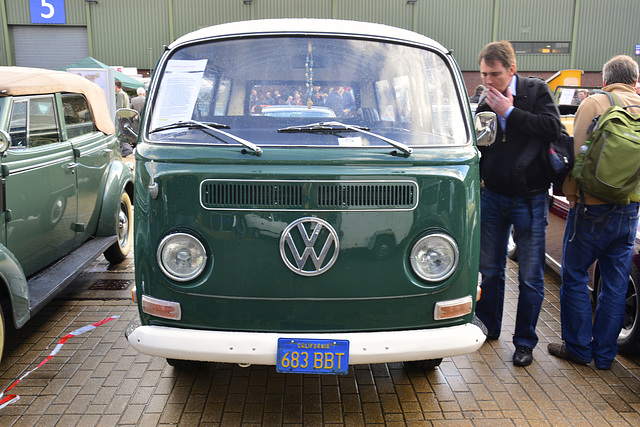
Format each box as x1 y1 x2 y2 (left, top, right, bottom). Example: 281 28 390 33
148 36 469 147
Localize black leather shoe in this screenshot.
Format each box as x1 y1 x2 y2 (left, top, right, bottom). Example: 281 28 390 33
513 345 533 366
547 342 589 365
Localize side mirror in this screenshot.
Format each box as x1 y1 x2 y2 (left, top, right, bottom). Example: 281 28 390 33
474 111 497 146
0 130 11 155
115 108 140 147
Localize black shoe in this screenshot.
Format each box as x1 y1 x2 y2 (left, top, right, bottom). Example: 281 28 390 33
513 345 533 366
547 342 589 365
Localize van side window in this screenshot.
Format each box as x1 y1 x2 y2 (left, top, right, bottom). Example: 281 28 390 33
62 94 96 138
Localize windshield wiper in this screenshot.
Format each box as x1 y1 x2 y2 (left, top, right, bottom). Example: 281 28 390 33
278 121 412 156
149 120 262 154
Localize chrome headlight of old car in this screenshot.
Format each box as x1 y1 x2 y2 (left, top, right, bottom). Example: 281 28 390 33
410 233 459 282
157 233 207 281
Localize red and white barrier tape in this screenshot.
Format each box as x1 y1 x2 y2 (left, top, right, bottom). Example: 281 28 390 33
0 315 119 410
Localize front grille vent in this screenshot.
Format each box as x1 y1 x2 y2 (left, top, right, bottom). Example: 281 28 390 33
201 180 417 211
317 183 416 209
202 182 303 209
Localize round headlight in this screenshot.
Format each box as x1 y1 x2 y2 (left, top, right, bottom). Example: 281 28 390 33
410 233 459 282
157 233 207 282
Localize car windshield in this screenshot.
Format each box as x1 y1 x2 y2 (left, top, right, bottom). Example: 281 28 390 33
147 36 469 147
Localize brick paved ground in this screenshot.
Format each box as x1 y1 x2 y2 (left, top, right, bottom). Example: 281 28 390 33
1 254 640 426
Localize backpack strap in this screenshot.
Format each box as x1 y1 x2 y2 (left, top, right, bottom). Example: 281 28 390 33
605 91 620 107
586 92 621 134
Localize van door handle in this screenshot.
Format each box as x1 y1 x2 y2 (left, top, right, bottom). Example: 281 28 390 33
67 163 77 173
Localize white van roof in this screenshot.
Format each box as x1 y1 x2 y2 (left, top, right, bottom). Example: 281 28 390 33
170 18 447 54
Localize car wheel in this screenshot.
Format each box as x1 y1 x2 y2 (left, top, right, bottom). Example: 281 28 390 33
166 358 203 369
404 358 442 370
615 264 640 354
104 191 133 264
507 226 518 261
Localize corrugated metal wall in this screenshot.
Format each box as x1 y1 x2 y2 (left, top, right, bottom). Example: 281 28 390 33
1 0 639 72
573 0 640 71
5 0 86 25
87 0 170 70
250 0 331 20
5 0 34 24
413 0 494 71
497 0 574 41
335 0 412 30
173 0 250 40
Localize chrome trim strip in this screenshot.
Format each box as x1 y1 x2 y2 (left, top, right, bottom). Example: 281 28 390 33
7 156 75 175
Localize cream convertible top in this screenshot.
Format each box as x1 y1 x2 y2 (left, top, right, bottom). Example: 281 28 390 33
0 66 114 135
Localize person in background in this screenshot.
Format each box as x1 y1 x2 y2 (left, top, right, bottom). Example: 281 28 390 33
469 84 485 103
115 80 130 110
576 89 589 104
474 41 561 367
549 55 640 370
131 86 146 115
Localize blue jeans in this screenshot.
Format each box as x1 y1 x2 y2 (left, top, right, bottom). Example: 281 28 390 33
476 189 548 349
560 202 639 368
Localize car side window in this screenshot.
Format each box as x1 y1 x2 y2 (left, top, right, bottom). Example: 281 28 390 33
8 101 27 147
62 94 96 138
10 96 62 149
28 97 60 147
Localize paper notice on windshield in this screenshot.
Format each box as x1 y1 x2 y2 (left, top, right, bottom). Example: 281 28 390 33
150 59 207 129
558 88 576 105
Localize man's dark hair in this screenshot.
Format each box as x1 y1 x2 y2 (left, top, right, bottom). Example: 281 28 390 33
478 41 517 71
602 55 639 86
115 80 123 89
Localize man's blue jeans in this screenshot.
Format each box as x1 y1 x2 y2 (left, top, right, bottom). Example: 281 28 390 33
560 202 639 368
476 189 548 349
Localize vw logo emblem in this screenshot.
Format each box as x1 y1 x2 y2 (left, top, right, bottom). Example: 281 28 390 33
280 217 340 276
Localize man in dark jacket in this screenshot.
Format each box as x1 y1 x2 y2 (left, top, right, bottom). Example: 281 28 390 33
475 41 561 366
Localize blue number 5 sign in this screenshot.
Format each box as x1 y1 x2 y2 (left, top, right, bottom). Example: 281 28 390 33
30 0 66 24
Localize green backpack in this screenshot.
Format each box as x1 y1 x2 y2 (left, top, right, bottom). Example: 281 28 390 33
571 92 640 205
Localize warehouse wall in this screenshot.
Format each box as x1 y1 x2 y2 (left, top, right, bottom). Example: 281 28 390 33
1 0 638 93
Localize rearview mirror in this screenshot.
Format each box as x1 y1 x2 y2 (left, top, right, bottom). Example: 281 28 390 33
115 108 140 147
474 112 497 146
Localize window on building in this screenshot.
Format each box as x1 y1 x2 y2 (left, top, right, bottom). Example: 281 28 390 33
511 42 570 55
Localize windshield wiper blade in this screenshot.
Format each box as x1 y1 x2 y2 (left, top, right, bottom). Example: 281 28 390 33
278 121 412 156
278 121 369 133
150 120 262 154
150 120 230 132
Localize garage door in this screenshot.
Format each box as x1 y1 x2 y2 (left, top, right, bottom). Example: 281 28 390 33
13 25 89 70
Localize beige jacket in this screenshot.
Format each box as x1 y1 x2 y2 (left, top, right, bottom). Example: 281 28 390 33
562 83 640 204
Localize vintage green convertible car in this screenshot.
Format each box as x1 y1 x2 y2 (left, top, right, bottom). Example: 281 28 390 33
0 67 134 363
123 19 496 373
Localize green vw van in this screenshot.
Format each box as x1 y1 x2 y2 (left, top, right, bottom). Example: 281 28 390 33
124 19 495 373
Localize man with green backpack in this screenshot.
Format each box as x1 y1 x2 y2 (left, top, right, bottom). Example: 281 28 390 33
549 55 640 370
